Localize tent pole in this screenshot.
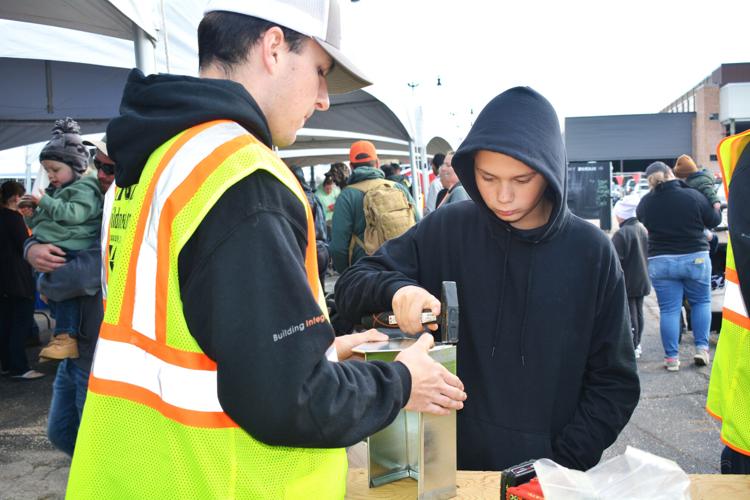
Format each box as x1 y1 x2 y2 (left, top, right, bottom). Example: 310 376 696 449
409 141 422 217
133 24 156 75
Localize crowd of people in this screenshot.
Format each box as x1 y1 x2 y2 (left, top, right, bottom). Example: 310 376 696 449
0 0 748 495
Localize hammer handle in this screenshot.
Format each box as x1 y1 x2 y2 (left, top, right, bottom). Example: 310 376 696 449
361 310 437 329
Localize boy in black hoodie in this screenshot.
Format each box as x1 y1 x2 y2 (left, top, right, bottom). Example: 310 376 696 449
336 87 640 471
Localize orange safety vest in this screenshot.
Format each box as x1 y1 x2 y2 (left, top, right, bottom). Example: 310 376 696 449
67 120 346 499
706 129 750 457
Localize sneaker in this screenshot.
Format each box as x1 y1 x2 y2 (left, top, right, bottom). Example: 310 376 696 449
11 370 45 380
634 344 642 359
694 349 710 366
665 357 680 372
38 334 79 360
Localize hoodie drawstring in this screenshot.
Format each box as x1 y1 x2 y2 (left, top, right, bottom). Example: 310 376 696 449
490 229 511 359
518 245 537 367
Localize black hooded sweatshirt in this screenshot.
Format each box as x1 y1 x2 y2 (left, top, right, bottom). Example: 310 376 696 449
105 70 411 448
336 87 640 471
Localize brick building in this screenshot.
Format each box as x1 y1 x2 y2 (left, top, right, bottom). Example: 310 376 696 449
566 62 750 176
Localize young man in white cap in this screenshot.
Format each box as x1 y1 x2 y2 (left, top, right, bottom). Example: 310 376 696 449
612 193 651 358
66 2 465 497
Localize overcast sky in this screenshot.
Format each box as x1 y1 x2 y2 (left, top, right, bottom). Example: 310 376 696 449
343 0 748 139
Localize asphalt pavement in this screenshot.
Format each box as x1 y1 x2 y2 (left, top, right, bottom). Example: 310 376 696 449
0 292 724 499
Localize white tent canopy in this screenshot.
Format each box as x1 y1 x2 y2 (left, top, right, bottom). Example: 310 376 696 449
0 0 463 190
0 0 157 40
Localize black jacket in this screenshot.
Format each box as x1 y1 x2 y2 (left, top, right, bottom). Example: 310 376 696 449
0 207 34 299
612 218 651 298
636 179 721 257
106 69 410 448
336 87 640 471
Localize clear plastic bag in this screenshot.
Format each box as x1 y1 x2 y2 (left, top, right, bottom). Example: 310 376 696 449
534 446 691 499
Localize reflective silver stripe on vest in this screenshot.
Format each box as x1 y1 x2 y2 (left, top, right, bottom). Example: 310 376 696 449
131 122 247 340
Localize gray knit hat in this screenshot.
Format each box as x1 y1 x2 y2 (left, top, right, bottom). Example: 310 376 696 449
39 118 89 173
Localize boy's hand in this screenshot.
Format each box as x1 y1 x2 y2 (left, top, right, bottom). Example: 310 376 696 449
392 285 441 334
19 193 41 207
396 333 466 415
334 329 388 361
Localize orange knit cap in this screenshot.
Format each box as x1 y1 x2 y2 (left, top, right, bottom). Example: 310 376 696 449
673 154 698 178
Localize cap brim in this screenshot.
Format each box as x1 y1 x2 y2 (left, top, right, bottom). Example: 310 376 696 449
82 139 107 156
315 37 372 94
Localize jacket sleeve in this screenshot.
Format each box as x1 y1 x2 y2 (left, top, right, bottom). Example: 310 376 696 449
36 184 102 225
610 230 627 263
7 210 30 254
335 223 423 323
180 176 410 448
551 251 640 470
696 173 721 205
698 192 722 229
729 151 750 308
330 189 356 273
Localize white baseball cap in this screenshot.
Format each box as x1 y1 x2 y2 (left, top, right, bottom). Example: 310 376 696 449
204 0 372 94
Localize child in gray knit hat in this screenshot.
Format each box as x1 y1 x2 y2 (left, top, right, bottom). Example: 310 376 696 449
20 117 103 361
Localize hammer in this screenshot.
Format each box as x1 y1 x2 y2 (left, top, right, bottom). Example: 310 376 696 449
360 281 459 344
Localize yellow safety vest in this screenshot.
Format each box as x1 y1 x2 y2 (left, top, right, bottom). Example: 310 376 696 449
706 129 750 457
67 120 347 498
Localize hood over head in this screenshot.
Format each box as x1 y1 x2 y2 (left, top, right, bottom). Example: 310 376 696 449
452 86 567 242
107 69 272 187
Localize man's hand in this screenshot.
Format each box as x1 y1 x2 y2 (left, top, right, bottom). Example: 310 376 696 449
395 333 466 416
334 329 388 361
392 285 441 334
26 243 67 273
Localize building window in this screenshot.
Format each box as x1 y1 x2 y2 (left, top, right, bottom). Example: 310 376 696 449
709 113 719 120
710 154 718 161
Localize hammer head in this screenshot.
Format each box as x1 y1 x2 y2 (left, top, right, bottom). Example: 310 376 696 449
440 281 459 344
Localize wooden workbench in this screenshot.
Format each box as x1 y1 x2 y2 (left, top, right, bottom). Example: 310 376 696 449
346 468 750 499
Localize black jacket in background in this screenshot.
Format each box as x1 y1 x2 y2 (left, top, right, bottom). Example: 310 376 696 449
636 179 721 257
105 69 410 448
612 218 651 298
336 87 640 471
0 207 34 299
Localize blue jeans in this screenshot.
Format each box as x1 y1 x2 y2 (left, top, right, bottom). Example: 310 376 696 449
648 252 711 358
47 359 89 456
49 297 81 336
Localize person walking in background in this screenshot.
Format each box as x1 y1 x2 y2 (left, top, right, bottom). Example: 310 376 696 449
20 118 103 362
0 181 44 380
706 130 750 474
424 152 445 214
327 161 350 189
612 193 651 359
294 167 330 286
315 173 339 238
637 161 721 372
436 159 471 208
330 140 418 273
384 162 410 188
